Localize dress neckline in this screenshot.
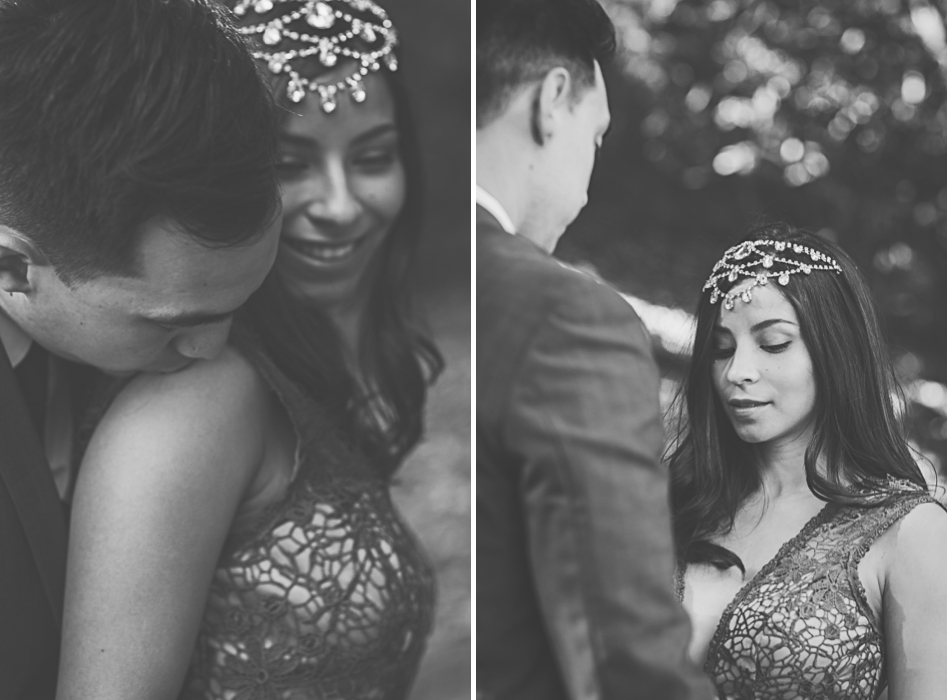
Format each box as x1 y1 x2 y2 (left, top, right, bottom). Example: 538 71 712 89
685 500 837 672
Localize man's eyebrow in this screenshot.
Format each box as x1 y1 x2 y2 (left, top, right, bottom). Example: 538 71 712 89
144 310 235 328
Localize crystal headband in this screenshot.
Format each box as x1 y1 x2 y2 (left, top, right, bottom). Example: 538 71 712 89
703 239 842 310
233 0 398 112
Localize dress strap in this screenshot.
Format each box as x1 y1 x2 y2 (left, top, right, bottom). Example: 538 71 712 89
848 488 943 567
229 321 374 485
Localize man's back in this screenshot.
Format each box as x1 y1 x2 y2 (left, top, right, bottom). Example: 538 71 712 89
477 208 713 700
477 211 577 700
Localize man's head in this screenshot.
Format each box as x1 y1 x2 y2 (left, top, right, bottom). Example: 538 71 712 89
477 0 615 250
0 0 282 372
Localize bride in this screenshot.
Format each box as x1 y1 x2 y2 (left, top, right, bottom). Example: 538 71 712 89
669 223 947 699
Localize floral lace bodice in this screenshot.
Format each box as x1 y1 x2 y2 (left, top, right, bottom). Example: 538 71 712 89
676 485 940 700
176 337 435 700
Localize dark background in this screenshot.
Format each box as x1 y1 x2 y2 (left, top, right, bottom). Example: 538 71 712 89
559 0 947 475
381 1 470 700
387 0 470 290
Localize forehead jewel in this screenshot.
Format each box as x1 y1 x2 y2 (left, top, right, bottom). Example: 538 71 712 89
233 0 398 113
703 239 842 310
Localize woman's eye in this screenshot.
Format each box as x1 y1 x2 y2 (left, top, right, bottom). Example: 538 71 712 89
353 149 397 170
712 347 735 359
275 158 307 174
762 341 791 353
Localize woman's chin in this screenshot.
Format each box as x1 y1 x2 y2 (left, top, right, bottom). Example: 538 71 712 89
731 424 772 444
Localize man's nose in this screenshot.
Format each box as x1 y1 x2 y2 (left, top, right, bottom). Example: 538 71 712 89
173 320 232 361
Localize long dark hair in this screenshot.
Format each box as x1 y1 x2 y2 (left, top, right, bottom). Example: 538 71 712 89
668 222 926 570
234 15 443 474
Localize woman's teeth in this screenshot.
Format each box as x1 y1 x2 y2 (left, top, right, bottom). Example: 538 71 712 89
292 239 360 262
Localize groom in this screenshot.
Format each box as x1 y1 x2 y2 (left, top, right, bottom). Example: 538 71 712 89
0 1 281 697
477 1 714 699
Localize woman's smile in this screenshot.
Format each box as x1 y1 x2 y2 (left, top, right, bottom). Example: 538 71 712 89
281 232 372 265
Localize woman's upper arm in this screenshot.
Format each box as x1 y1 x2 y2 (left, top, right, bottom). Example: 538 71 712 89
883 500 947 700
57 348 269 700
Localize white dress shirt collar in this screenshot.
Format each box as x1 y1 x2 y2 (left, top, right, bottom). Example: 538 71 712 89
0 307 32 368
476 185 517 235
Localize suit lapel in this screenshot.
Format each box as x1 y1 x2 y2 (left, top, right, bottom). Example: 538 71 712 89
0 346 66 626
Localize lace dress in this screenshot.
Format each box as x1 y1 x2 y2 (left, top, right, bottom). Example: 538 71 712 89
128 335 432 700
675 485 941 700
71 330 435 699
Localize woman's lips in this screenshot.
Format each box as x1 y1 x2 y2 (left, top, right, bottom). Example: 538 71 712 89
282 234 368 263
729 399 770 408
728 398 771 418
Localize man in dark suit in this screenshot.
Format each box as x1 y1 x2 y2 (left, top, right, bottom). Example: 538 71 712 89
0 2 282 697
476 2 715 699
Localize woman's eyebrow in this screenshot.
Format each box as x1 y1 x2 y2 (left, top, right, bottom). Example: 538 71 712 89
749 318 796 332
279 123 398 148
351 123 398 145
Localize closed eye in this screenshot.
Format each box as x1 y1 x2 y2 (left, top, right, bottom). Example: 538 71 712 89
276 157 307 173
762 341 791 353
352 147 398 171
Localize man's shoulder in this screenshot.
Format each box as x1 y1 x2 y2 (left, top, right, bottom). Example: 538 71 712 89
478 234 631 315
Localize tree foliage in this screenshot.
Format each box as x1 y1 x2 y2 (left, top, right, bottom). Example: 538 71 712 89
561 0 947 466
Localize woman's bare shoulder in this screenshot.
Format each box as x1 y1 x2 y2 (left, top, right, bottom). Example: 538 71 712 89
83 345 271 489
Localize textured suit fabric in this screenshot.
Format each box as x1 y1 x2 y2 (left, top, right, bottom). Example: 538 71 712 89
0 345 65 699
476 206 714 700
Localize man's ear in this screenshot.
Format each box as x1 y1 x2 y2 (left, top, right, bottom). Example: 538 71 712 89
0 226 46 295
532 66 574 146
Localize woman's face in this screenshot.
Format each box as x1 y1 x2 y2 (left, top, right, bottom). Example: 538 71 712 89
710 281 817 450
276 70 406 311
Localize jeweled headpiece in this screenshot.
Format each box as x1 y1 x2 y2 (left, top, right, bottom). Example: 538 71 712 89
233 0 398 112
703 239 842 310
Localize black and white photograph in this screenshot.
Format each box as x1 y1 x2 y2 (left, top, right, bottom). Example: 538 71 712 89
0 0 469 698
477 1 947 699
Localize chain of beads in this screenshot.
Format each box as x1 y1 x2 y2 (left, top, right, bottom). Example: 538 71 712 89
233 0 398 112
703 239 842 310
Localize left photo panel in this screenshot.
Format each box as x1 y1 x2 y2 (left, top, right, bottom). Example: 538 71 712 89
0 1 471 698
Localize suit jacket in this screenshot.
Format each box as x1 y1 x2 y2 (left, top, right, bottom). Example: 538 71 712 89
0 346 66 699
476 205 714 700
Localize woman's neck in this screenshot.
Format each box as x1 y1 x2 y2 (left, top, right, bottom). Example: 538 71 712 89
754 429 814 500
324 292 372 387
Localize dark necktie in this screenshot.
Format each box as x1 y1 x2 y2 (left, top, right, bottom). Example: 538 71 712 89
13 343 48 439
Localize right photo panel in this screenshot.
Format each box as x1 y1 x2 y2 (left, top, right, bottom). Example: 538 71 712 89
476 1 947 699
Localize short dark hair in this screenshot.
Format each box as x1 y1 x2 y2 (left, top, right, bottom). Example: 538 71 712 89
0 0 281 284
477 0 616 128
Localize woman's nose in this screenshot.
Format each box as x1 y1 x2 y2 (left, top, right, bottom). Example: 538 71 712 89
725 344 760 385
304 159 362 228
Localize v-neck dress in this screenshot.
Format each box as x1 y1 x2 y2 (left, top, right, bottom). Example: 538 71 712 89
675 483 941 699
